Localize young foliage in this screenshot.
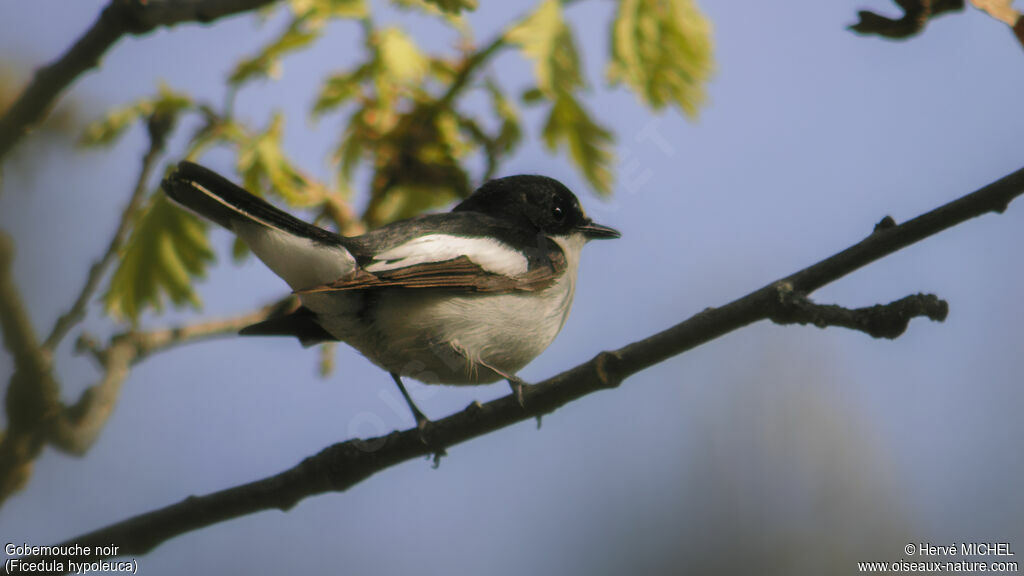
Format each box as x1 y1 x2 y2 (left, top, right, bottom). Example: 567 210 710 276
79 86 191 147
364 105 471 226
291 0 368 20
237 113 326 207
607 0 713 117
542 94 613 195
391 0 476 19
230 0 368 87
418 0 477 14
229 19 322 86
312 64 372 116
89 0 716 323
378 28 430 85
506 0 583 98
318 26 472 221
105 194 215 322
484 79 523 157
507 0 614 195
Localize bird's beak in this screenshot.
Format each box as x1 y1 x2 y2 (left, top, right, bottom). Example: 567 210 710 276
578 220 621 240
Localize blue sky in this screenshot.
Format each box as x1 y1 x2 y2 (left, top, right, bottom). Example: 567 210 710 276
1 1 1022 574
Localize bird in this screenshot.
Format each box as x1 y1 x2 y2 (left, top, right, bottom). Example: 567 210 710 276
162 161 620 427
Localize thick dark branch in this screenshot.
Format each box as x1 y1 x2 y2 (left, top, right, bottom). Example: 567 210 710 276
0 234 60 502
24 163 1024 568
0 0 280 160
849 0 964 38
769 289 948 339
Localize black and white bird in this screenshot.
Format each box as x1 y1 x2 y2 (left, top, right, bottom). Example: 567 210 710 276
162 162 619 425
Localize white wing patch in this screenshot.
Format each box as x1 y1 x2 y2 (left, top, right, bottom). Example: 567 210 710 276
364 234 529 277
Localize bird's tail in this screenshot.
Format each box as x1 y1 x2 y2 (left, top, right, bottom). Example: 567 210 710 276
162 161 356 290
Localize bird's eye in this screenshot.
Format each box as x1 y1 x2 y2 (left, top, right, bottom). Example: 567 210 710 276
552 204 565 221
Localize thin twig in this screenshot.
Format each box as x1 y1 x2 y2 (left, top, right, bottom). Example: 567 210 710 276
24 163 1024 567
769 289 948 339
119 296 296 362
48 297 294 455
849 0 964 38
0 0 281 160
43 113 174 351
436 35 507 111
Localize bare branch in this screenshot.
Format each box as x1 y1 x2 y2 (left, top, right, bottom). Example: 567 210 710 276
117 297 295 361
849 0 964 38
435 35 507 111
43 113 174 351
22 163 1024 567
0 0 281 160
0 233 60 502
0 112 178 503
769 289 948 339
48 298 293 455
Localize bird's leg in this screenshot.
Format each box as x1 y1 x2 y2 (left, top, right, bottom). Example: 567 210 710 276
477 359 529 408
391 372 430 432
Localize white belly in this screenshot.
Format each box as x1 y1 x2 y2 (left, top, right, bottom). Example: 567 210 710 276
302 273 576 385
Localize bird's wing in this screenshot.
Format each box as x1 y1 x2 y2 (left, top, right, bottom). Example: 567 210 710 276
162 161 357 290
297 235 567 294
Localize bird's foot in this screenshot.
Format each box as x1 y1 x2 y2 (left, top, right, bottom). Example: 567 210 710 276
507 375 529 408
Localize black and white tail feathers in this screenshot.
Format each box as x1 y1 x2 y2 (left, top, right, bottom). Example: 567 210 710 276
161 161 357 291
163 161 343 245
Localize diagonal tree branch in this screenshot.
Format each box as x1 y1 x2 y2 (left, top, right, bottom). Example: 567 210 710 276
20 163 1024 568
0 233 61 502
0 111 174 505
0 111 281 503
849 0 965 38
769 290 948 339
0 0 281 161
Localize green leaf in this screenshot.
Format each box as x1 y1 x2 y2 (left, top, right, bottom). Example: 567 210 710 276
520 86 545 104
105 195 214 322
365 106 471 226
377 28 429 86
391 0 475 18
291 0 368 19
79 105 145 147
542 94 614 195
79 85 191 147
506 0 583 99
312 64 371 116
420 0 476 14
229 18 322 86
237 113 324 207
334 110 370 186
366 182 461 225
485 80 522 155
607 0 713 117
